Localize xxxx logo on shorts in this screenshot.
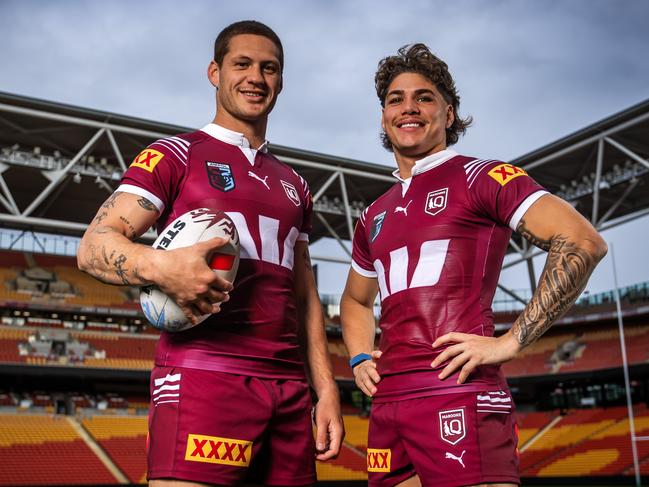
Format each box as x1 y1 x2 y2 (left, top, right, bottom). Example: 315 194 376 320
487 163 528 186
439 408 466 445
130 149 164 173
185 434 252 467
367 448 391 472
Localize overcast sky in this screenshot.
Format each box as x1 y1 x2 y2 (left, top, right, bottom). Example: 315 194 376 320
1 0 648 296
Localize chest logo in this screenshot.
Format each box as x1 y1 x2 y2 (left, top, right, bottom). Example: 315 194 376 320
281 180 301 206
206 162 235 192
425 188 448 216
370 211 387 242
439 408 466 445
488 163 527 186
248 171 270 190
394 200 412 216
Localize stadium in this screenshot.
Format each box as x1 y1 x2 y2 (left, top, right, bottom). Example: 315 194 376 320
0 90 648 487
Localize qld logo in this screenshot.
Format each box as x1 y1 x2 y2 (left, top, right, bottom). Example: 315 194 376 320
370 211 387 242
439 408 466 445
281 180 301 206
425 188 448 216
206 161 235 192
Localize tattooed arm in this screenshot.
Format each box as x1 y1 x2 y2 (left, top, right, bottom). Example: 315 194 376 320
77 191 233 322
431 194 607 383
511 195 607 346
293 241 343 461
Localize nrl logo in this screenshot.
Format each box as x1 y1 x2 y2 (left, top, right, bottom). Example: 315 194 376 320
439 408 466 445
281 180 301 206
370 211 387 242
425 188 448 216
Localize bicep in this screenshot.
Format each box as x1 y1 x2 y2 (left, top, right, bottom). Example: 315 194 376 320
87 191 159 240
342 268 379 309
515 194 599 250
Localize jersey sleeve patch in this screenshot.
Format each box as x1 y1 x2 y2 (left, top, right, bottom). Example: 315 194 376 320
130 148 164 173
487 163 528 186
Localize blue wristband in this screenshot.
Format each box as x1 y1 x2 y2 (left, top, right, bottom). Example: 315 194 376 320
349 353 372 369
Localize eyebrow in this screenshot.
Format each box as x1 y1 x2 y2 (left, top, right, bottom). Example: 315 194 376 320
386 88 436 97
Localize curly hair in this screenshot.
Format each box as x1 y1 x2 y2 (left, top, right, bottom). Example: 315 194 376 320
375 43 472 149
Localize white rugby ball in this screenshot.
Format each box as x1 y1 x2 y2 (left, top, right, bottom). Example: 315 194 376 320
139 208 240 332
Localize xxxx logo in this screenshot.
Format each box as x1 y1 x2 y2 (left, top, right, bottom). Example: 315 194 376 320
130 149 164 173
367 448 391 472
487 163 528 186
185 434 252 467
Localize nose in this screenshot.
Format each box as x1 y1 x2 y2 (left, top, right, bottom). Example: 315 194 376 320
246 64 265 86
402 95 419 114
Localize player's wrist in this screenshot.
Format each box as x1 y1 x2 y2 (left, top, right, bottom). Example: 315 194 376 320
349 352 372 369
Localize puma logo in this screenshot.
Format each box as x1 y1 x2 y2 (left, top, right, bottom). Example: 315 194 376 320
248 171 269 189
394 200 412 216
445 450 466 468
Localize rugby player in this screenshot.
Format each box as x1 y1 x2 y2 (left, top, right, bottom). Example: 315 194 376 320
78 20 343 486
340 43 607 486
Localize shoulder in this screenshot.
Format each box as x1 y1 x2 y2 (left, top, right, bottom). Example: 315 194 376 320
358 185 400 229
132 131 204 170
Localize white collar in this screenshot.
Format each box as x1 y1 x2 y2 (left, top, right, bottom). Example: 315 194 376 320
392 149 458 182
200 123 269 152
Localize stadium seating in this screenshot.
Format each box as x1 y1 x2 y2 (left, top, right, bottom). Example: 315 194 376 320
0 414 117 485
81 415 148 483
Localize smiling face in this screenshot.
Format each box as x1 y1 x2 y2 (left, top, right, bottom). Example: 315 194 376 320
381 72 454 163
209 34 282 130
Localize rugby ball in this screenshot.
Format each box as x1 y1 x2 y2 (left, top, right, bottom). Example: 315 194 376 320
139 208 240 332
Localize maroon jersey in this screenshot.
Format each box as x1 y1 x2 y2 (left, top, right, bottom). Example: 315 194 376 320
352 150 547 402
119 124 312 379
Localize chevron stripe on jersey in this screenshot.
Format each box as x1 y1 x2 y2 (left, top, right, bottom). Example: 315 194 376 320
150 136 190 166
464 158 496 188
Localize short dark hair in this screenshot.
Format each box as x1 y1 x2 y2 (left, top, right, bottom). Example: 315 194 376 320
375 43 472 149
214 20 284 71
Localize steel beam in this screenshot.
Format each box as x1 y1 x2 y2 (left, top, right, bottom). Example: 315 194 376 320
592 138 604 224
338 173 355 241
315 212 352 257
23 128 106 217
605 136 649 170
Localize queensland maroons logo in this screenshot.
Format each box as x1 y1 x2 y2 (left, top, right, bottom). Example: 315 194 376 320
425 188 448 216
206 162 235 192
439 408 466 445
281 180 301 206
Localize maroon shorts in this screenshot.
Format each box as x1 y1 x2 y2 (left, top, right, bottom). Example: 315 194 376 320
147 366 316 486
367 390 519 487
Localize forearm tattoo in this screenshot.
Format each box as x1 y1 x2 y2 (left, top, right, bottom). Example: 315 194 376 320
511 229 599 348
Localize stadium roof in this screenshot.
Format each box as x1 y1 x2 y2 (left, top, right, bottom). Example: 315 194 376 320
0 91 394 260
503 97 649 282
0 91 647 274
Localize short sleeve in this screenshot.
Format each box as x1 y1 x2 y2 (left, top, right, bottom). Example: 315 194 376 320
117 136 189 213
467 160 548 230
291 171 312 242
351 208 377 278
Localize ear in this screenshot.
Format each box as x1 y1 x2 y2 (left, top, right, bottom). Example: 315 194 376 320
446 104 455 129
207 60 220 89
381 108 387 133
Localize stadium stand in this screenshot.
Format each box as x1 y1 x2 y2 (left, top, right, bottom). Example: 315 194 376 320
0 414 118 485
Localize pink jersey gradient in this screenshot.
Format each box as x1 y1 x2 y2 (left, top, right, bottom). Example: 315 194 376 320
352 154 547 402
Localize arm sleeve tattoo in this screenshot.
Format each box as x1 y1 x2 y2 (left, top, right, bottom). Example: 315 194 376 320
511 219 602 348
